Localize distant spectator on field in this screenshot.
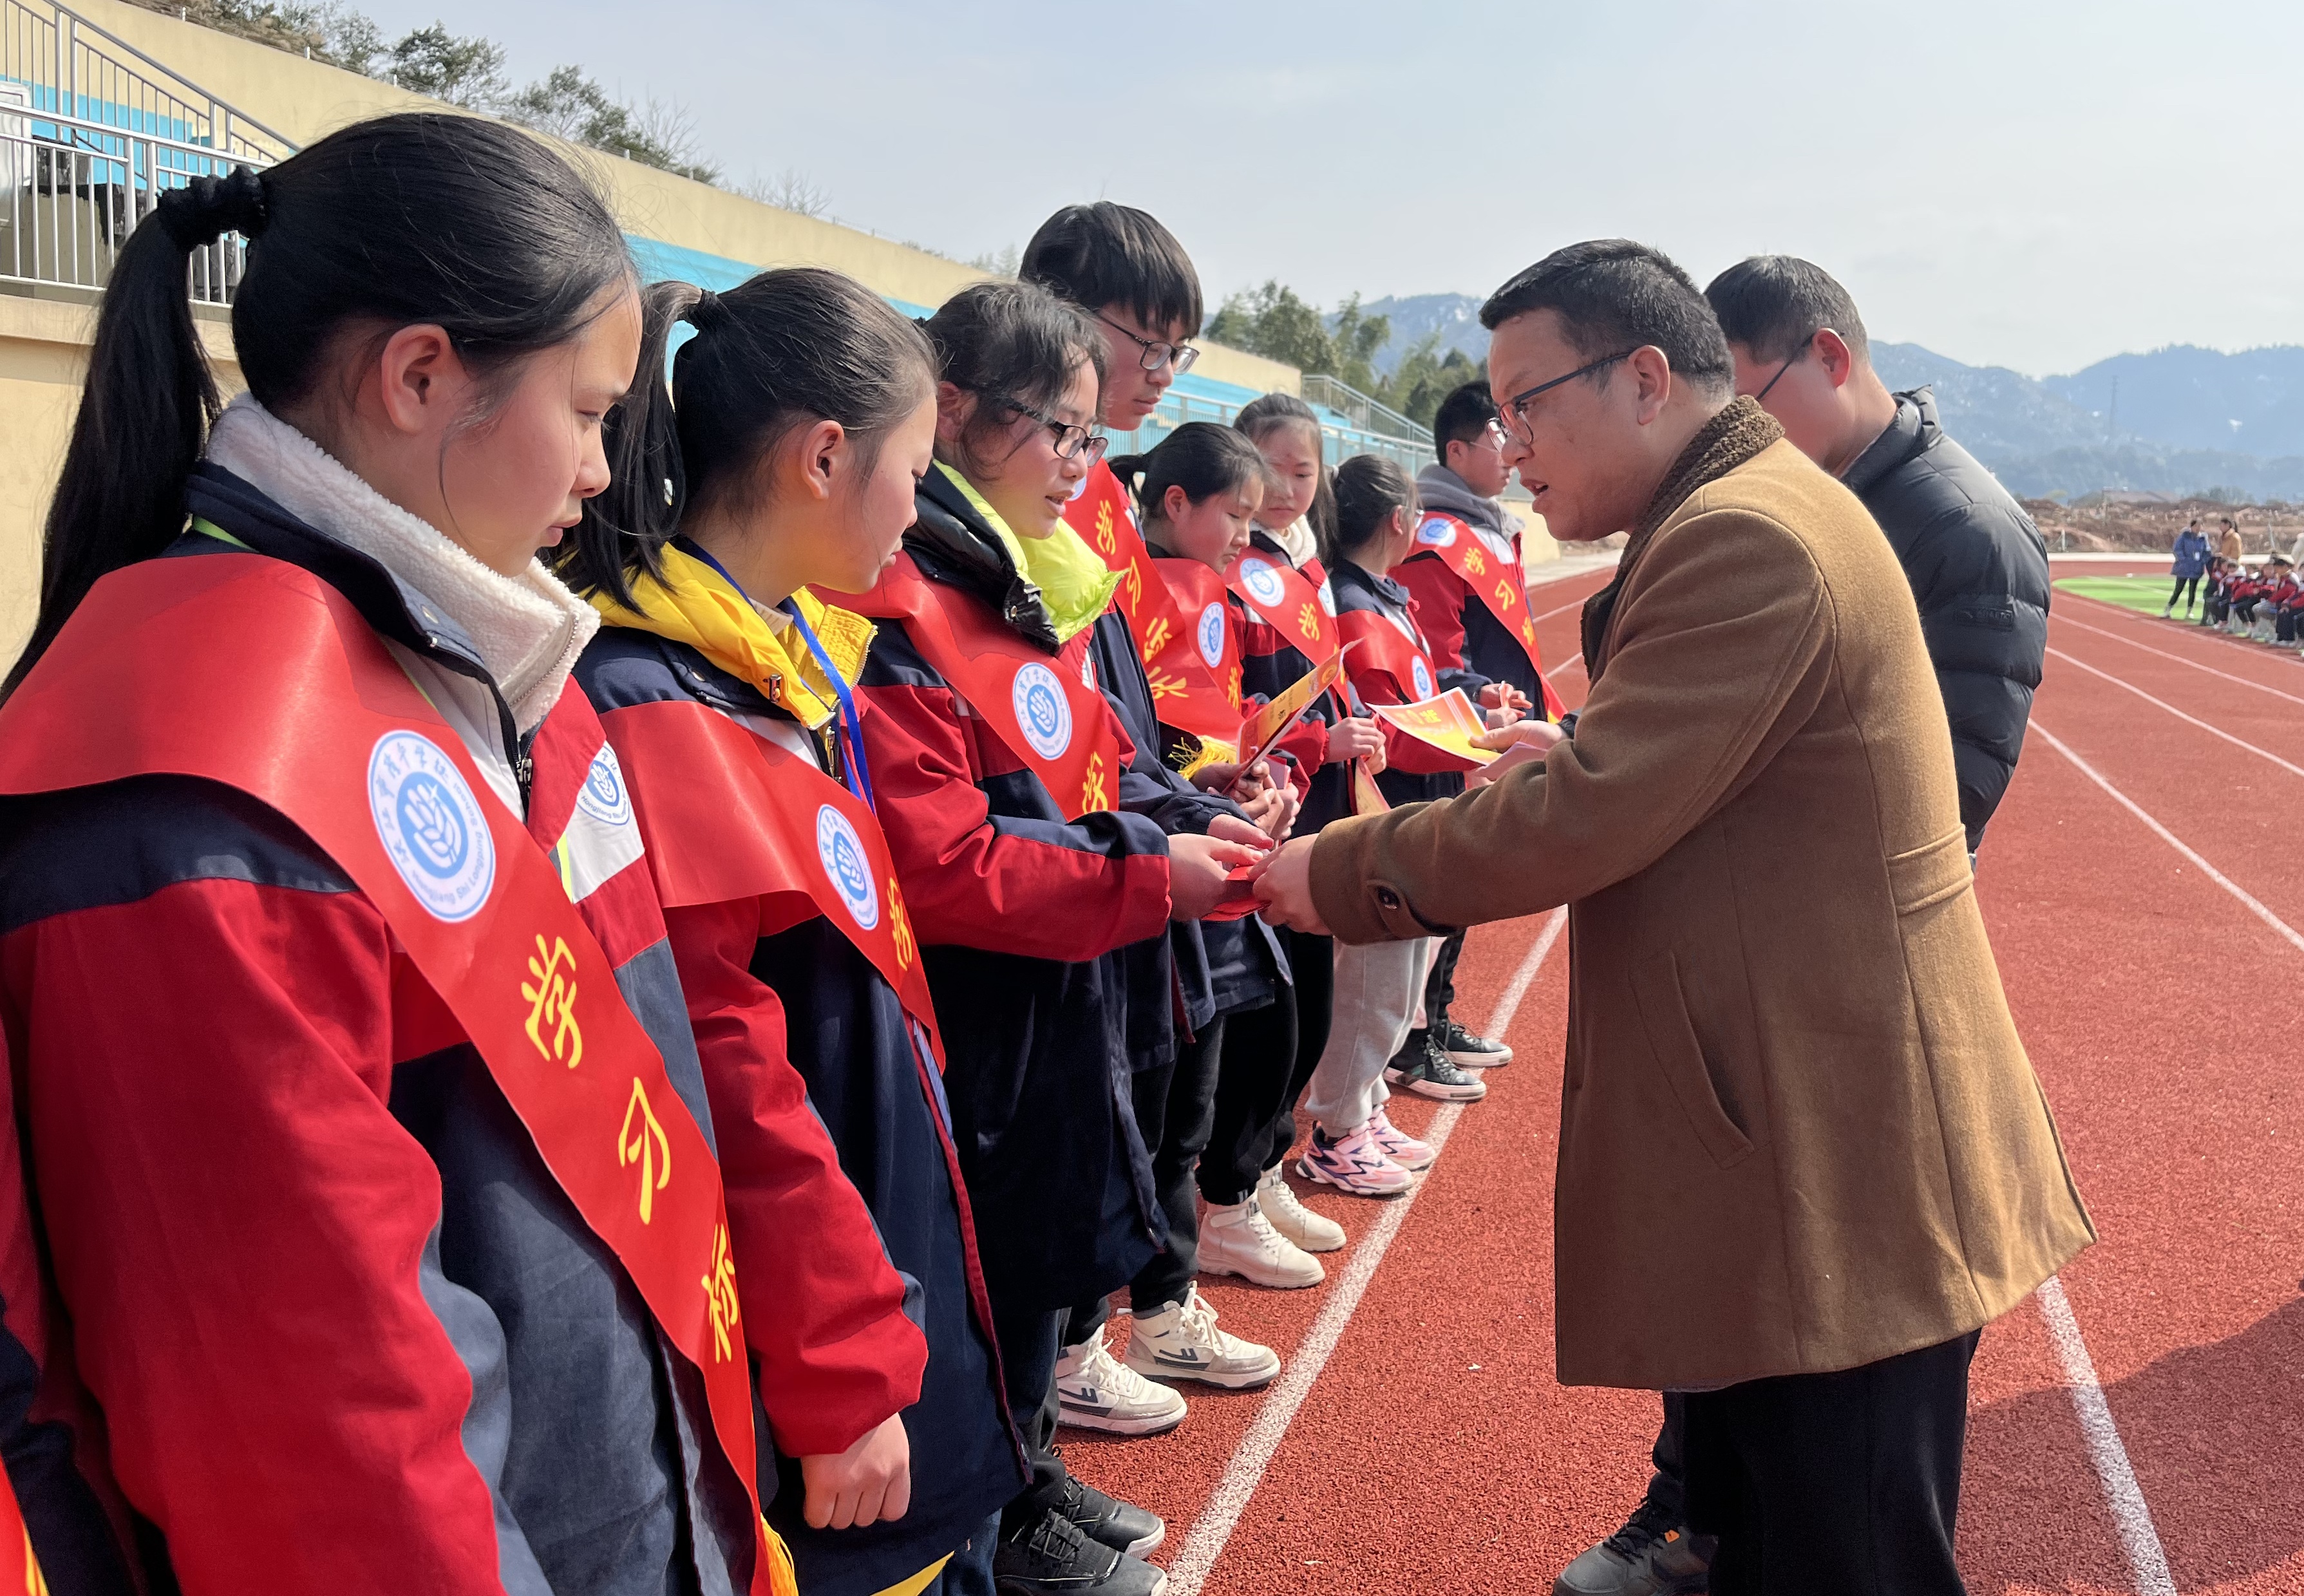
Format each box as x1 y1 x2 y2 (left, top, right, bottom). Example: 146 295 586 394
2219 516 2244 560
1704 255 2048 856
2167 520 2211 618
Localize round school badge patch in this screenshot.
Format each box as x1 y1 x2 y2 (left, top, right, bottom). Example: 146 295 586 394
574 744 634 829
1318 576 1338 617
1238 557 1287 608
368 731 496 922
1012 662 1074 758
1417 516 1457 548
815 804 879 931
1196 603 1227 668
1412 656 1435 699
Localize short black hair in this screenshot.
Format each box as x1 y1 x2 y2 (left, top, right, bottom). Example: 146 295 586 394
1431 380 1497 465
1480 239 1733 398
1704 255 1870 365
1021 202 1204 339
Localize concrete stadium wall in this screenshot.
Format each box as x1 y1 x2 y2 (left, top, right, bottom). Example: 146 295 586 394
0 0 1302 663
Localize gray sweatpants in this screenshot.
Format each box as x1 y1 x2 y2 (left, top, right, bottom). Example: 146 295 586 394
1301 936 1431 1135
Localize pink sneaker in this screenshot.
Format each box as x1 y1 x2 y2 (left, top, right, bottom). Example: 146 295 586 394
1365 1107 1435 1172
1296 1122 1414 1197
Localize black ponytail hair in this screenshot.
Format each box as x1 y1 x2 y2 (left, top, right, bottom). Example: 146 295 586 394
1328 454 1419 570
6 111 634 699
923 279 1106 482
1108 422 1266 530
1233 391 1337 550
558 268 936 606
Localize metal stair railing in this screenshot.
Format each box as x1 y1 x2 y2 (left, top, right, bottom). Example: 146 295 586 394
2 0 296 300
1301 372 1433 449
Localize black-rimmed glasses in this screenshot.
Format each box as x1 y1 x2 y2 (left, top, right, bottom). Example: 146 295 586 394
1004 399 1109 463
1753 341 1806 403
1496 349 1639 446
1096 312 1200 375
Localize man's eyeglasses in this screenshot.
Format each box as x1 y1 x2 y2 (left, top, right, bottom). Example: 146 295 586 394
1753 340 1807 404
1004 399 1109 463
1496 349 1639 446
1096 312 1200 375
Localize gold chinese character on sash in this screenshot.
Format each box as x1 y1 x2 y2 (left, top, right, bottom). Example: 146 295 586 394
702 1221 741 1362
618 1076 672 1224
1147 669 1185 702
21 1528 47 1596
1080 751 1110 814
1094 500 1119 558
1464 547 1487 577
1297 602 1321 641
1142 615 1171 659
1495 579 1517 609
522 934 583 1069
888 876 916 970
1522 619 1538 648
1123 562 1143 612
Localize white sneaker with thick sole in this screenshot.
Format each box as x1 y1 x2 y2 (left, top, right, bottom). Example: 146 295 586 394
1197 1197 1324 1288
1125 1286 1281 1389
1055 1333 1187 1434
1257 1164 1346 1253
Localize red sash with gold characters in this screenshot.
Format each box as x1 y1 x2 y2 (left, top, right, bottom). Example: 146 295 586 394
0 1029 47 1596
0 1460 41 1596
1228 548 1340 664
0 555 787 1595
594 698 941 1060
1413 511 1565 719
1073 463 1242 745
1146 558 1243 742
855 554 1122 821
1337 608 1439 705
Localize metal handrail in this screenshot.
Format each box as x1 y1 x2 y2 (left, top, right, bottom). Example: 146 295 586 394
1106 387 1429 476
1301 372 1433 449
3 0 296 160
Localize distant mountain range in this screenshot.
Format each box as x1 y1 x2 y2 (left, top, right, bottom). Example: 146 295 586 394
1347 294 2304 501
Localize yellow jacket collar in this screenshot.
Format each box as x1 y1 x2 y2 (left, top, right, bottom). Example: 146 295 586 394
938 463 1119 645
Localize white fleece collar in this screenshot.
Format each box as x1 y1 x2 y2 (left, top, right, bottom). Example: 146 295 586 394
205 395 597 733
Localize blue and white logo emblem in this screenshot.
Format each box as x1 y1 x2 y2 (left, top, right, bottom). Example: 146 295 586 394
1317 576 1337 617
815 804 878 930
368 731 495 922
1412 656 1435 699
575 744 634 829
1417 516 1457 547
1012 662 1073 759
1238 557 1287 608
1196 603 1227 669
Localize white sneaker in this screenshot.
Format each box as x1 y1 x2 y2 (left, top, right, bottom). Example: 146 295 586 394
1125 1286 1281 1389
1198 1197 1325 1288
1256 1165 1346 1253
1055 1333 1187 1434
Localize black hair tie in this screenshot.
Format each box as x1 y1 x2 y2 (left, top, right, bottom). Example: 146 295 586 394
686 288 728 332
155 164 269 252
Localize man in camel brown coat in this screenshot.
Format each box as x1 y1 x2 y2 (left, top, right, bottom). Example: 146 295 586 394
1254 240 2093 1595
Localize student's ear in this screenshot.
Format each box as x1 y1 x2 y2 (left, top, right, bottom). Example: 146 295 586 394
934 381 975 448
373 323 464 437
793 417 845 502
1162 484 1191 523
1815 329 1857 390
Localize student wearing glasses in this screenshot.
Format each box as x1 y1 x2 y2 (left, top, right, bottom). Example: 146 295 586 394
848 279 1256 1596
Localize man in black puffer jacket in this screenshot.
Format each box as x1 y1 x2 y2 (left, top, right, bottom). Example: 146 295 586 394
1708 256 2049 854
1549 257 2051 1596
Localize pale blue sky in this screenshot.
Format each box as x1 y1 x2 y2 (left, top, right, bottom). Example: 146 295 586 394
360 0 2303 377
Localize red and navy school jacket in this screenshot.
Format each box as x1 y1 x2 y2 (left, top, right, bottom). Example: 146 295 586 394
848 474 1173 1311
1331 556 1471 809
0 467 759 1595
574 631 1020 1596
1396 521 1557 711
1236 529 1348 832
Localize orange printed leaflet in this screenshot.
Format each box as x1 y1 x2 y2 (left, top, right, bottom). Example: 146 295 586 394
1236 648 1350 775
1370 688 1498 769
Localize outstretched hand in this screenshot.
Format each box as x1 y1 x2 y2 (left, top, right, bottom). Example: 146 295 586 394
1249 836 1328 935
1467 718 1565 789
1170 831 1267 921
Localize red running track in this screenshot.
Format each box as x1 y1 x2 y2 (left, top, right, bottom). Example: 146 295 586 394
1061 559 2304 1595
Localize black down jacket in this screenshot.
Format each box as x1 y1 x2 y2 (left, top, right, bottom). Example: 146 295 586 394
1840 388 2049 850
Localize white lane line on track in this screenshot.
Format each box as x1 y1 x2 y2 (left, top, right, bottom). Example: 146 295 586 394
2032 720 2304 957
1164 906 1570 1596
1531 592 1594 624
2035 1277 2177 1596
2045 646 2304 783
2057 603 2304 709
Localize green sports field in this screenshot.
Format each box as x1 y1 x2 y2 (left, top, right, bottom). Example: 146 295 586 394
2055 574 2181 615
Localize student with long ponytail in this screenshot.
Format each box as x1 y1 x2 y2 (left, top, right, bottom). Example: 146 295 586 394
0 115 846 1593
847 278 1254 1596
558 266 1017 1596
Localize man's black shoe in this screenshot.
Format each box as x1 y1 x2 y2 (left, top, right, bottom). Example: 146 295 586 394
1437 1017 1513 1068
1058 1473 1166 1555
1383 1030 1487 1102
1552 1495 1714 1595
996 1508 1167 1595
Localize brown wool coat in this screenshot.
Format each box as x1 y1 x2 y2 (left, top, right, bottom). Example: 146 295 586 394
1310 406 2093 1390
